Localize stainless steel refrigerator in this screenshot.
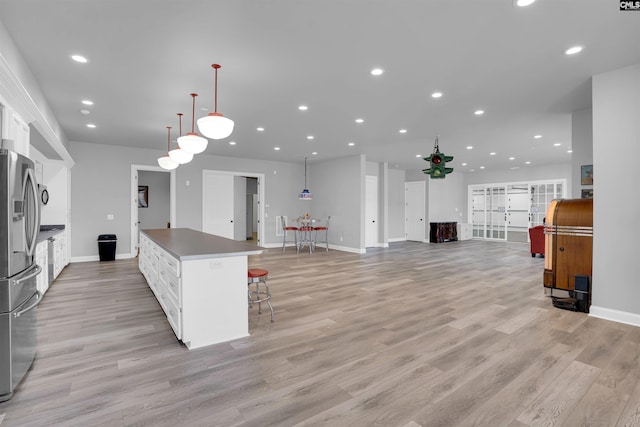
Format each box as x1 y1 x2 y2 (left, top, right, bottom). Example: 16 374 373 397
0 148 41 402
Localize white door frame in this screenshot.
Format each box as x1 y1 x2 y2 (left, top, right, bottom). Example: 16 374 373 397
130 164 176 256
202 169 265 246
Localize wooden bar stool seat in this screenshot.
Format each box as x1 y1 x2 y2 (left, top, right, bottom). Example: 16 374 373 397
248 268 274 322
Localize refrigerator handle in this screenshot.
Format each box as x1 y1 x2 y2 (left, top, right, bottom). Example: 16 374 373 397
14 264 42 286
13 291 42 318
23 167 40 257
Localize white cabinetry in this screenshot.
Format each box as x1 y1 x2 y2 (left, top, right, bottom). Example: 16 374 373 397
1 106 30 158
52 232 66 279
35 240 49 295
139 230 254 349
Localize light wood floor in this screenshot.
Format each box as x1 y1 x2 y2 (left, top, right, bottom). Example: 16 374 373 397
1 240 640 426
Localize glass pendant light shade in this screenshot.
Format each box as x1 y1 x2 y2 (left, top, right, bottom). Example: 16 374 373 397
197 64 234 140
158 155 178 170
169 147 193 164
298 157 312 200
158 126 179 170
178 132 209 154
197 113 234 140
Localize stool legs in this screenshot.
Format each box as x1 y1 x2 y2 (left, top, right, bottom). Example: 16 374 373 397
248 274 274 322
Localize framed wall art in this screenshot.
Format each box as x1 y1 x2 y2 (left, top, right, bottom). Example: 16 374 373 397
581 165 593 185
138 185 148 208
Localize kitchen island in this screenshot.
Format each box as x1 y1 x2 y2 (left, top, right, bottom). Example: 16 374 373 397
139 228 263 349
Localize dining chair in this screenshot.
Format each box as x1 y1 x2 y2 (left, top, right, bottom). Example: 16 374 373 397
297 217 315 254
313 216 330 252
281 216 299 252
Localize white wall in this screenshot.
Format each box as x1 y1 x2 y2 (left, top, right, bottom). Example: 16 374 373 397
428 172 465 224
591 63 640 325
388 168 406 240
571 108 593 199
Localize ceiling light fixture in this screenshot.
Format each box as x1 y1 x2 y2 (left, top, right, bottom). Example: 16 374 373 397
229 141 236 145
158 126 179 170
564 46 584 55
431 92 443 98
86 123 96 128
348 142 355 146
81 100 93 105
178 94 208 154
399 129 407 134
514 0 536 7
371 68 384 76
307 135 314 140
474 110 484 115
298 157 312 200
490 152 496 156
71 54 88 63
534 135 542 139
169 113 194 164
257 127 265 132
197 64 234 140
355 118 364 123
299 105 308 111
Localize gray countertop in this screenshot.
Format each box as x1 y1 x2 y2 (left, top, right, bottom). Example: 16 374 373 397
37 225 65 244
141 228 263 261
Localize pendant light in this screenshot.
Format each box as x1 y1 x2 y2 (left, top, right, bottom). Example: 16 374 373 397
178 93 209 154
169 113 194 164
197 64 235 140
298 157 312 200
158 126 179 170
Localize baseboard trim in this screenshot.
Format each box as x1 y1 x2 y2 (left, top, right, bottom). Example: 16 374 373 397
71 253 133 263
388 238 406 243
589 305 640 328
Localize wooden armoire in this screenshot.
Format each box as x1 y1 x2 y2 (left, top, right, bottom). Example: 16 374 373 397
543 198 593 312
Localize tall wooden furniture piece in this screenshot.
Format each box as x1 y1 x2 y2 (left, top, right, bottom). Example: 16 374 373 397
248 268 274 322
543 199 593 312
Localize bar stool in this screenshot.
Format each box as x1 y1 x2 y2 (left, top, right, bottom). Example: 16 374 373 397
248 268 274 322
281 216 299 252
313 216 330 252
297 217 314 254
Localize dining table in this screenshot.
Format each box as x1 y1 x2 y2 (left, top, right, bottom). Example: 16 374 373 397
296 216 318 253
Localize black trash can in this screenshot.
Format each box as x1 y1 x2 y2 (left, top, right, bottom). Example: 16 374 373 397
97 234 117 261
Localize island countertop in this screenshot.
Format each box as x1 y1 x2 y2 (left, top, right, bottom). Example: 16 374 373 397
141 228 263 261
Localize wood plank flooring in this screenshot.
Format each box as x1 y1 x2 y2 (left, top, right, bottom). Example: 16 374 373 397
1 240 639 426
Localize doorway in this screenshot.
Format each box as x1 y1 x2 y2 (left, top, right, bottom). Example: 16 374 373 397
405 181 426 242
365 175 378 248
202 170 265 245
130 165 176 256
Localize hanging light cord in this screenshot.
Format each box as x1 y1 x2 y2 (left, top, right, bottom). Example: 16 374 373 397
166 126 172 153
433 135 441 154
212 64 221 113
190 93 198 132
177 113 183 137
304 157 308 188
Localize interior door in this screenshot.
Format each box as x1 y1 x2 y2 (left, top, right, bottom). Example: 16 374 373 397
365 176 378 248
487 185 507 240
405 181 425 242
203 172 234 239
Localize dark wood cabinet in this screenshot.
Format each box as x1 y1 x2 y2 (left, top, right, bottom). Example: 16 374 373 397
429 222 458 243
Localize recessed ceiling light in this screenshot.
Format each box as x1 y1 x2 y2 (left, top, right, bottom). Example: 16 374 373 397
80 109 90 115
355 118 364 124
348 142 355 146
470 169 476 172
461 163 467 166
298 105 308 111
399 129 407 134
81 100 93 106
86 123 96 128
534 135 542 139
312 152 318 155
370 68 384 76
525 161 531 164
71 54 88 63
514 0 536 7
307 135 314 140
567 149 573 153
490 152 496 156
480 166 485 169
273 146 280 151
509 156 515 160
564 46 584 55
554 143 561 147
416 154 422 158
466 146 473 150
229 141 236 145
431 92 443 98
474 110 484 115
257 127 265 131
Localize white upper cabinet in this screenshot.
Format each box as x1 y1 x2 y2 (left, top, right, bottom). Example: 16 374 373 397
1 105 30 158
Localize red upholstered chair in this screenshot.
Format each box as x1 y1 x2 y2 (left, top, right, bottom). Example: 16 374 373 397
248 268 274 322
281 216 299 252
529 225 545 257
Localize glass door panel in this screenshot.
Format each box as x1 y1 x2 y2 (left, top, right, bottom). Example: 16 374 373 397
487 186 507 240
471 187 486 238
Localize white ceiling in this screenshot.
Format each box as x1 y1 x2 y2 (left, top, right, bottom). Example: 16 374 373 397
1 0 639 172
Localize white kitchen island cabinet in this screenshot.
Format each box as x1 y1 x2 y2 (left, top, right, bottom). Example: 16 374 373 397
139 228 262 350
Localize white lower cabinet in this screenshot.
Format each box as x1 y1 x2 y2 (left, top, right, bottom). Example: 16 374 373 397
35 240 49 295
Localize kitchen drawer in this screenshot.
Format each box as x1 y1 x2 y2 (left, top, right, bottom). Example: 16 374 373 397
161 291 181 340
158 249 180 277
160 265 181 306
